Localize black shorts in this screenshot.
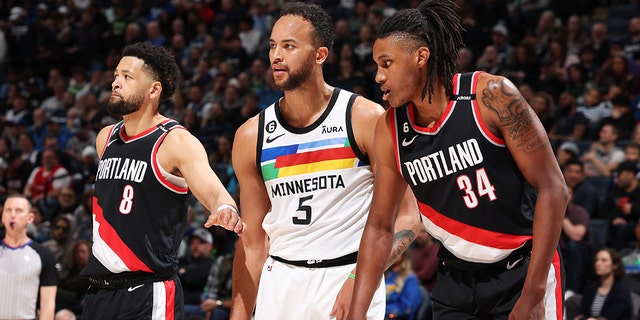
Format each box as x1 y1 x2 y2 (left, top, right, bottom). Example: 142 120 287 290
431 246 564 320
81 276 184 320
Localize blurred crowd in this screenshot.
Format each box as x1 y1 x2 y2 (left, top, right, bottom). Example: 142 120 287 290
1 0 640 319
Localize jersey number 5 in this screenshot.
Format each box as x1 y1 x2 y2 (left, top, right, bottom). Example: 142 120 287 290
119 185 134 214
456 168 497 208
293 195 313 225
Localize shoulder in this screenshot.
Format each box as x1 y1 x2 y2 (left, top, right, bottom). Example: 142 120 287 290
475 72 520 101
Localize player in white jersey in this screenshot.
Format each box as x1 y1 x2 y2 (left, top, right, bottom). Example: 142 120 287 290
231 3 421 320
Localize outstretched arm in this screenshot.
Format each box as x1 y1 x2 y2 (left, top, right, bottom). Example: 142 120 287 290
479 73 568 319
161 128 245 234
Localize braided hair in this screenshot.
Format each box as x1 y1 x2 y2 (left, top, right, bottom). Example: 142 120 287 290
376 0 464 103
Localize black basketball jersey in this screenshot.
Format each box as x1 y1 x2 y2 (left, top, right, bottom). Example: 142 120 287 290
82 119 189 276
391 72 537 264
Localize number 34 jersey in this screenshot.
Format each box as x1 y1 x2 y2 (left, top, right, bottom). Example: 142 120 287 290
258 88 374 261
82 119 189 277
391 72 537 264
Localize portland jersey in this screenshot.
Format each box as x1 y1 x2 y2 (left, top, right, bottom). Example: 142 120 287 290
258 88 373 260
391 72 537 264
82 119 189 276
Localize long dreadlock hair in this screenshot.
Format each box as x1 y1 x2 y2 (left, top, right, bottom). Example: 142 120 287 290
376 0 464 103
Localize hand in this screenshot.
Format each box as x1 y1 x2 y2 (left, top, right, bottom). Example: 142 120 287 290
329 277 355 320
200 298 218 312
204 205 246 235
509 296 545 320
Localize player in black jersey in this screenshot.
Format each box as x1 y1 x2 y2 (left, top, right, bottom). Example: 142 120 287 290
349 1 569 320
80 42 245 320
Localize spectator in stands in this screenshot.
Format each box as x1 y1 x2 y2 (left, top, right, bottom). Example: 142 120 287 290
72 189 93 241
23 148 71 220
589 22 611 69
195 250 234 320
577 248 632 320
531 91 556 132
43 213 75 264
563 158 603 217
625 17 640 65
556 141 581 168
565 15 589 56
547 38 581 82
384 250 424 320
577 87 611 139
597 52 640 100
600 93 636 140
501 40 539 86
565 63 594 106
410 227 439 294
581 123 625 177
180 228 216 318
600 160 640 251
56 239 91 316
561 185 592 294
548 92 589 144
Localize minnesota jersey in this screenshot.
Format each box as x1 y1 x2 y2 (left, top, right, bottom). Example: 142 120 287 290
82 119 189 276
391 72 537 264
258 88 373 260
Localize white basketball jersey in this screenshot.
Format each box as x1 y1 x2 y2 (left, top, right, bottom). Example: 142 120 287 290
257 88 374 260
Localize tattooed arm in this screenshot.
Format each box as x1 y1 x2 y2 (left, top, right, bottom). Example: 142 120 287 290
479 73 568 319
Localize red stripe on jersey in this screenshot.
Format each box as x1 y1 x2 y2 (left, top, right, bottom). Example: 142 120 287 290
419 202 531 249
164 280 176 320
553 251 563 319
151 133 189 193
120 119 174 143
452 73 461 95
100 125 118 158
93 197 153 272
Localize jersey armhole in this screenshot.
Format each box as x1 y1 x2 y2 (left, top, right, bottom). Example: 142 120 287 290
346 94 370 165
256 110 266 177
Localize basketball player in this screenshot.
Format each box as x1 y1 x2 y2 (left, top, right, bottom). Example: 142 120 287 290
348 1 568 319
230 3 421 320
80 42 244 320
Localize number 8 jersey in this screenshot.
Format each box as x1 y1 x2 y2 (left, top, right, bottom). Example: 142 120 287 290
258 88 374 261
391 72 537 265
82 119 189 277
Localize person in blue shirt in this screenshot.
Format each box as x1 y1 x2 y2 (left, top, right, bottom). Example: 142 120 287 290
384 251 424 320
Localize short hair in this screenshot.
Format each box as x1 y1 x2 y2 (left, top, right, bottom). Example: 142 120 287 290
122 42 180 102
278 2 335 50
376 0 463 103
4 194 33 211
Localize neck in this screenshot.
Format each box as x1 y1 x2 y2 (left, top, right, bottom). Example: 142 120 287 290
3 232 31 247
121 107 165 136
411 82 449 128
280 82 333 128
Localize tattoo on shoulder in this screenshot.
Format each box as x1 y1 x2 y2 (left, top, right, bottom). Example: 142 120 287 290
386 229 416 268
481 79 547 153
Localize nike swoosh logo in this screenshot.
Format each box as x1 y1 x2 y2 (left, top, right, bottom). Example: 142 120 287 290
127 284 144 292
506 257 524 270
401 135 418 147
266 133 285 143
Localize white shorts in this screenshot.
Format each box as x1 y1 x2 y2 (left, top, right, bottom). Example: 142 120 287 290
255 257 386 320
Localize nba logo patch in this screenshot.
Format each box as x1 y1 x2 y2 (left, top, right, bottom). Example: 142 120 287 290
267 258 274 271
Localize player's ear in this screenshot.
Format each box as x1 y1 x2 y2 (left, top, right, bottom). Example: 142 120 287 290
316 46 329 65
149 81 162 99
416 47 430 68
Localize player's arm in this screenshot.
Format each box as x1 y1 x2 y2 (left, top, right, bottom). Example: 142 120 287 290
351 97 421 268
161 128 244 234
230 116 271 320
38 285 56 320
348 111 413 320
478 73 568 319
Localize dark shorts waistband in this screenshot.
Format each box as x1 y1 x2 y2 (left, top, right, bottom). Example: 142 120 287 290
88 272 175 289
270 251 358 268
